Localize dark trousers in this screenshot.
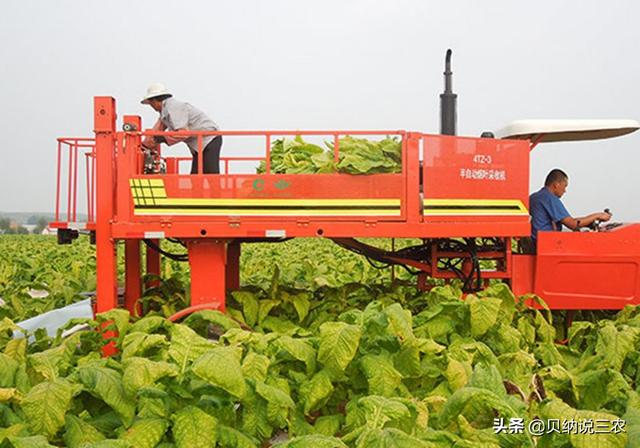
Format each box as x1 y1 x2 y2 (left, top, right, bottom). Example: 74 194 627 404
191 136 223 174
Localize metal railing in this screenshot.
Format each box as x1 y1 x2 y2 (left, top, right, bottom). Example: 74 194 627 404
53 130 407 226
55 138 95 224
139 130 406 175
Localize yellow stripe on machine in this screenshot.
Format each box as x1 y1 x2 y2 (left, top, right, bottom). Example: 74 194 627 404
423 198 528 216
134 208 401 217
152 198 400 207
128 178 401 216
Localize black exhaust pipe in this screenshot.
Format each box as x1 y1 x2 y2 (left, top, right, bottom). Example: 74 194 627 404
440 49 457 135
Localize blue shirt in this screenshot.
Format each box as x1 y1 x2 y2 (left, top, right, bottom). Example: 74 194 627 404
529 187 570 242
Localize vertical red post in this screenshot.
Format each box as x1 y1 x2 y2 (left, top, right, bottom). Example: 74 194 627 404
187 239 227 311
226 240 241 291
118 116 142 222
55 141 62 222
406 133 422 223
166 158 178 174
94 97 118 314
265 134 271 173
146 242 161 289
124 239 142 316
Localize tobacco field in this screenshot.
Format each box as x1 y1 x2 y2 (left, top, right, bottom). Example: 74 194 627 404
0 235 638 447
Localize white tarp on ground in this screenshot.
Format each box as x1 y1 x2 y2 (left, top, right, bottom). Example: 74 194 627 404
14 299 93 339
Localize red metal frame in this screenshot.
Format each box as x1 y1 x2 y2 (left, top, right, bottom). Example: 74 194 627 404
50 97 640 315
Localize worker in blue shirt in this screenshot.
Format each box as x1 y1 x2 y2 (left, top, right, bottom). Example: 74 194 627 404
529 169 611 246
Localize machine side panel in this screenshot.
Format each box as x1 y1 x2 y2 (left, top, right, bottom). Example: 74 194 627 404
422 135 530 233
126 173 406 220
534 225 640 309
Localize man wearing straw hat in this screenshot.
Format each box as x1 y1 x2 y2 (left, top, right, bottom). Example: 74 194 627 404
141 83 222 174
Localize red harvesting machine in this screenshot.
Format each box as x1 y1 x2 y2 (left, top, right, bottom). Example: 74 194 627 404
50 51 640 320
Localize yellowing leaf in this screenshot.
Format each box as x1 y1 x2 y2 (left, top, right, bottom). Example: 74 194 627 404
172 406 218 448
122 357 178 396
63 415 105 448
468 296 501 338
120 418 167 448
191 346 246 398
22 379 74 437
318 322 361 373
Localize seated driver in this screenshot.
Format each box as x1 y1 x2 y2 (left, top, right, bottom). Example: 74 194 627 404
529 168 612 246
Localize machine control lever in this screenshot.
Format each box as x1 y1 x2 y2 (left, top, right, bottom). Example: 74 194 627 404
589 208 612 232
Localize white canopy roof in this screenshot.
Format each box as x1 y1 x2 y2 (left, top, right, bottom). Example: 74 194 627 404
496 119 640 143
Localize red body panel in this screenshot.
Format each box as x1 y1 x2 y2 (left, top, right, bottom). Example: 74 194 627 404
533 225 640 309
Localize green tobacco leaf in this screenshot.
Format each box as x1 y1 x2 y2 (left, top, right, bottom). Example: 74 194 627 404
4 435 57 448
355 427 431 448
361 354 403 397
456 415 501 447
575 368 630 412
21 378 74 437
0 423 29 441
467 296 501 338
121 332 168 360
359 395 411 430
96 309 131 338
496 351 536 390
275 336 316 375
539 398 627 448
86 441 131 448
261 316 303 335
0 353 19 388
240 387 273 441
241 352 271 383
538 365 579 402
445 358 472 391
393 339 423 378
258 299 280 324
120 418 167 448
28 342 75 381
623 406 640 448
4 337 27 364
184 309 241 332
595 322 639 371
314 415 343 437
78 366 136 426
0 387 21 403
191 346 246 398
231 291 260 327
255 381 295 426
383 303 414 342
318 322 362 373
217 423 258 448
517 316 536 348
300 370 334 414
534 310 555 343
128 315 172 334
122 357 178 396
478 283 516 325
274 434 347 447
168 324 216 372
171 406 218 448
63 415 105 448
287 291 311 323
467 363 505 398
137 395 168 419
437 387 519 429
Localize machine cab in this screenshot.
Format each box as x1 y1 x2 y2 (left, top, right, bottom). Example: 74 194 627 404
499 119 640 309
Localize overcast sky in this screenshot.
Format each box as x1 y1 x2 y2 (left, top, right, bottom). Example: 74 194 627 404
1 0 638 220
